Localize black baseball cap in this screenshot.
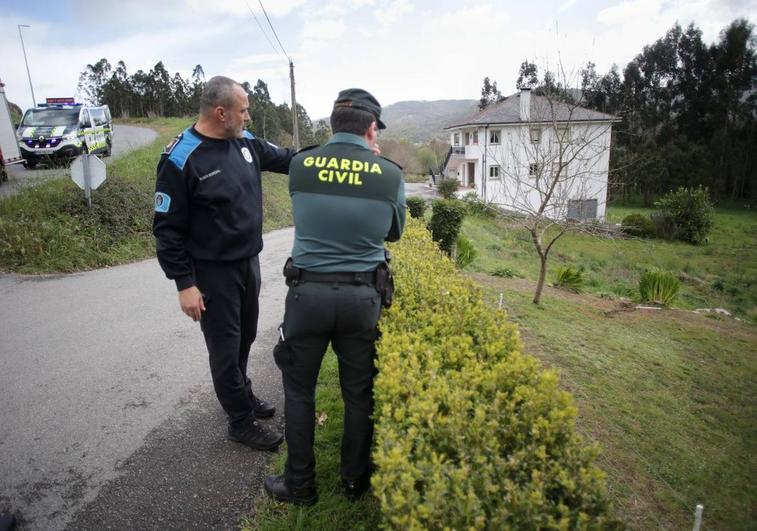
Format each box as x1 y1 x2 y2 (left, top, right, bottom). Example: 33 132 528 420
333 88 386 129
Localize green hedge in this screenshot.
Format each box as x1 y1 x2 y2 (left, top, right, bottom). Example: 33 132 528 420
428 199 466 256
373 218 617 529
406 196 427 219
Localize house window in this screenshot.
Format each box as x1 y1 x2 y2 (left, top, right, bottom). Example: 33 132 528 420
552 126 570 145
552 161 563 177
489 130 500 144
489 165 501 180
529 163 540 177
529 127 542 144
472 131 479 145
453 133 460 146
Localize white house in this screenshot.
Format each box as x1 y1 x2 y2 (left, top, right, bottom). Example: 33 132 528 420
443 89 618 221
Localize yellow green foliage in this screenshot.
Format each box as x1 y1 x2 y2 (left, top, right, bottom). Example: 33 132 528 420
373 218 619 529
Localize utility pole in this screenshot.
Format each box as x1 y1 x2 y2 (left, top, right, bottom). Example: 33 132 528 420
17 24 36 106
289 59 299 151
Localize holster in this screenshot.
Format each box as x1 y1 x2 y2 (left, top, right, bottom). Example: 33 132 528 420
376 249 394 308
282 257 302 286
375 262 394 308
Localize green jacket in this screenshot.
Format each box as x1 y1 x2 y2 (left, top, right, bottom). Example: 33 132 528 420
289 133 405 272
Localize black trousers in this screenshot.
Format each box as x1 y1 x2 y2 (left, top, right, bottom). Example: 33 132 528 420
195 256 261 426
273 281 381 488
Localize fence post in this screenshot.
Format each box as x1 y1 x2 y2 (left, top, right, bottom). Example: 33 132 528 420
692 504 704 531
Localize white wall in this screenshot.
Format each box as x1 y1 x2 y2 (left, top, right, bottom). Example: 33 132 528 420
451 121 612 221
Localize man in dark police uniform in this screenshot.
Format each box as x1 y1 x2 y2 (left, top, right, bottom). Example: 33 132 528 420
264 89 406 505
153 76 294 451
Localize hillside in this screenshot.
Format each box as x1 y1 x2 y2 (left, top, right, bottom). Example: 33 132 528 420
318 99 478 144
380 99 478 143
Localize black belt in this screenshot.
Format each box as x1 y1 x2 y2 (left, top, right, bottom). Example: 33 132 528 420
297 269 377 286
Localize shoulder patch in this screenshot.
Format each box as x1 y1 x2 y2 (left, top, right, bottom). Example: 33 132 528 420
168 128 202 171
154 192 171 213
380 155 403 171
296 144 319 155
162 134 182 155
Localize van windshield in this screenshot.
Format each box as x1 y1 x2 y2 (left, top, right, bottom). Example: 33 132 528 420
21 109 80 127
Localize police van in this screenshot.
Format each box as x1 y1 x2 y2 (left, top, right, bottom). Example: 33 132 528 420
16 98 113 168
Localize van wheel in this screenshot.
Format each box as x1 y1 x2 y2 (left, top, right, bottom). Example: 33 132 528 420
23 160 37 169
104 141 112 157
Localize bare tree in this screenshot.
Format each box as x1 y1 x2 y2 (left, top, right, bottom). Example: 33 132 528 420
483 67 617 304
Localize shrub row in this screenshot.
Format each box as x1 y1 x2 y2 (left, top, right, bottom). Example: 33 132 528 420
373 218 618 529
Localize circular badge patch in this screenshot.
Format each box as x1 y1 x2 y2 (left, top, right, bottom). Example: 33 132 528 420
241 147 253 163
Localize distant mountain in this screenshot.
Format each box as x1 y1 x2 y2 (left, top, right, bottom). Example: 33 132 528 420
380 99 478 143
317 99 479 144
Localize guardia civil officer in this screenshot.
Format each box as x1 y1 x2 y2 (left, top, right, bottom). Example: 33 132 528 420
264 89 405 505
153 76 294 450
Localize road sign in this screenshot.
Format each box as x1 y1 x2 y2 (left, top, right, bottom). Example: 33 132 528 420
71 154 106 190
71 154 106 207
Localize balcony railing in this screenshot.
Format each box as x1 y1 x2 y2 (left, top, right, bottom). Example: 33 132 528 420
451 147 465 155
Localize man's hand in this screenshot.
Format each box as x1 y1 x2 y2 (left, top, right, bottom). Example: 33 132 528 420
179 286 205 322
371 143 381 156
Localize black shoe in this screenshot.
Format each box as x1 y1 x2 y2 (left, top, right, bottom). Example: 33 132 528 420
251 393 276 418
342 475 371 501
264 475 318 506
227 419 283 450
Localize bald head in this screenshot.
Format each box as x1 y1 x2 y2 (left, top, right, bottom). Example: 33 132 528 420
200 76 242 116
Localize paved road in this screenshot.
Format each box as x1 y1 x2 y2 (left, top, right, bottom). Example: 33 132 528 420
1 124 158 198
0 228 293 531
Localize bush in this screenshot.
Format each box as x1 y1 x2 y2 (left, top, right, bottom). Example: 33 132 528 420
437 177 459 199
650 211 678 240
461 192 494 217
654 186 714 244
454 235 477 268
428 199 467 256
492 266 515 278
406 196 427 219
638 268 681 306
373 219 617 529
553 265 584 293
621 213 656 238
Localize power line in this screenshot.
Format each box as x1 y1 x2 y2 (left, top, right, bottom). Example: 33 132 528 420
242 0 281 58
257 0 289 60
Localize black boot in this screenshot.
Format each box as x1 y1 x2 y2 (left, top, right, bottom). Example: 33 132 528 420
264 475 318 506
342 474 371 501
250 393 276 418
227 418 283 450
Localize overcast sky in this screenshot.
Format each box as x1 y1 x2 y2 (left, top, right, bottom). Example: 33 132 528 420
1 0 754 120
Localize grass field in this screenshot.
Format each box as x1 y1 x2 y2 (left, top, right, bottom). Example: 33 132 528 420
0 118 293 273
459 205 757 529
462 203 757 321
473 275 756 530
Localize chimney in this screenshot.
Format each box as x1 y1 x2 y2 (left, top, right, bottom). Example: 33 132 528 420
519 88 531 122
